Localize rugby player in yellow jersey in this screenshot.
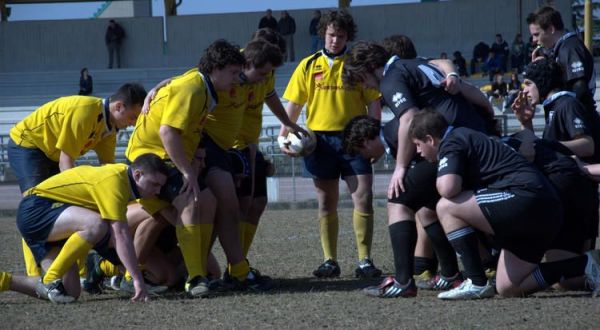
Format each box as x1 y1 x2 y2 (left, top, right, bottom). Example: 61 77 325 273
125 40 244 297
0 153 168 303
278 11 383 278
7 83 146 278
233 29 307 262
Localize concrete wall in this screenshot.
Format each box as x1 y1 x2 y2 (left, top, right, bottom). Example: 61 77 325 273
0 0 573 72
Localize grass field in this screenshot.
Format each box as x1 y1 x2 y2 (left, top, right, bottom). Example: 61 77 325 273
1 208 599 329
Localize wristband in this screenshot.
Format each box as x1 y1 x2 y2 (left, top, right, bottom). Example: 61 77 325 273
446 72 460 79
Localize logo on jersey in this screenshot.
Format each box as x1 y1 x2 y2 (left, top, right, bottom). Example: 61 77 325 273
392 92 406 107
229 87 237 98
574 117 585 129
247 91 255 102
438 157 448 171
313 72 323 81
570 61 584 74
548 110 555 123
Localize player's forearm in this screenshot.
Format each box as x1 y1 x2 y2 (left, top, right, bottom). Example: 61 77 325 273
367 99 382 120
395 109 416 168
266 93 295 127
279 102 303 136
460 82 494 117
58 151 76 172
560 136 594 158
160 125 194 177
112 221 144 284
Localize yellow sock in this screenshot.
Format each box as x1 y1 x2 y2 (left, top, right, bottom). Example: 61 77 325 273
353 209 374 260
0 272 12 291
319 213 339 261
43 233 93 284
124 270 132 281
228 260 250 281
22 239 41 277
176 224 213 279
77 255 87 278
242 223 258 258
99 259 120 277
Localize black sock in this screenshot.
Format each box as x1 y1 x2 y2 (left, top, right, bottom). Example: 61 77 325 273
424 222 459 277
389 221 417 284
535 255 588 288
447 227 487 286
414 256 437 275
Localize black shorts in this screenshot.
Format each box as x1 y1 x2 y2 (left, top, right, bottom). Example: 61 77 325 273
548 172 596 253
476 188 562 263
238 149 268 198
155 225 178 254
16 195 71 264
388 159 440 211
159 161 208 203
203 133 233 174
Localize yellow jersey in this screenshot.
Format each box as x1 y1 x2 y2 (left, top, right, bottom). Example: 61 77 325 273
10 96 117 163
233 72 277 149
125 68 216 162
203 82 247 150
26 163 135 222
283 51 380 131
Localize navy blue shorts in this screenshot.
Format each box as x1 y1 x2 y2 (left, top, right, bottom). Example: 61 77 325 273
476 188 562 263
388 159 440 211
303 131 372 180
159 161 208 203
203 133 233 174
16 195 70 264
235 149 268 198
8 139 60 193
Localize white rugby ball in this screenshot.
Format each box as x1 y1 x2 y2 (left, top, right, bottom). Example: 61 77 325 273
287 129 317 156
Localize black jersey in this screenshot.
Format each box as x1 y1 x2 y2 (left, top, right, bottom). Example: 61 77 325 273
551 32 596 113
380 57 489 132
542 92 600 163
437 127 555 198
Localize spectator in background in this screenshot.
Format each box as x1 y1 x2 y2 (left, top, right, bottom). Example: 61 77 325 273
485 51 503 81
452 51 468 77
309 10 323 53
488 72 508 102
491 33 509 72
439 52 448 60
78 68 93 96
258 9 278 30
504 71 521 112
105 19 125 69
278 11 296 62
471 41 489 75
511 33 525 73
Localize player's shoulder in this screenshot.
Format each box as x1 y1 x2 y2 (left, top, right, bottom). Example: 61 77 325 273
297 51 324 71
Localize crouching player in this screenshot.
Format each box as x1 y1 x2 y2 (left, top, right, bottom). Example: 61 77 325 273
0 154 168 303
408 109 600 299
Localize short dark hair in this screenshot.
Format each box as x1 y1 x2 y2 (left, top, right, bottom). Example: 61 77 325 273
526 6 564 31
342 115 381 155
381 34 417 59
408 108 448 141
130 153 169 177
197 39 245 74
243 39 283 69
318 10 357 41
110 83 147 107
251 28 287 54
523 58 564 99
342 41 389 87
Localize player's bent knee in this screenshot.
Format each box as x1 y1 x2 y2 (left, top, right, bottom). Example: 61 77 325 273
86 219 110 243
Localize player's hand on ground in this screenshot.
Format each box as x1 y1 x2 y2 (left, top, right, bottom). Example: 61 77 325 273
388 166 407 198
131 280 150 302
141 88 157 114
511 90 535 124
